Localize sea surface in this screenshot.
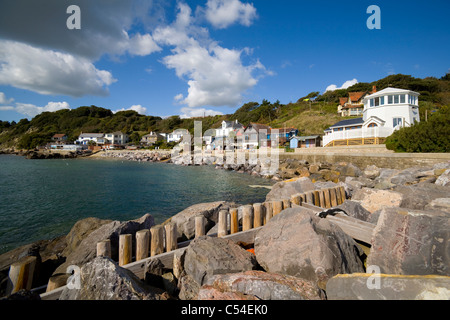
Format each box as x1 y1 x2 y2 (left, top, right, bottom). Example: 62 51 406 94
0 154 274 254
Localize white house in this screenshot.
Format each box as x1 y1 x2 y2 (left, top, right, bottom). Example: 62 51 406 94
324 87 420 147
104 131 129 145
76 133 105 145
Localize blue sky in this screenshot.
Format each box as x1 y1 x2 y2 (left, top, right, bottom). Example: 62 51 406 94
0 0 449 122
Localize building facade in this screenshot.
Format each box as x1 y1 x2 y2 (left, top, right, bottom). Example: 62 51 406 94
324 87 420 147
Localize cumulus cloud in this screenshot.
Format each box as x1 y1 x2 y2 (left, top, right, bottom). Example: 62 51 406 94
114 105 148 115
15 101 71 118
0 40 117 97
153 2 268 109
204 0 258 29
180 107 224 119
326 78 358 92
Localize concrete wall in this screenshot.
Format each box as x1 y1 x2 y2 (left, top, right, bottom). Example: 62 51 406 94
281 145 450 170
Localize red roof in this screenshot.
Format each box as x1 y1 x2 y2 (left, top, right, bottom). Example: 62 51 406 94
339 97 348 106
348 92 366 103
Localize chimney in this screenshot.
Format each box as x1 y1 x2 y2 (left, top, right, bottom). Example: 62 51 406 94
372 85 377 93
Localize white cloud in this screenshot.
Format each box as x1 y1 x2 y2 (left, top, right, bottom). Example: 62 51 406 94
174 94 184 101
0 92 14 105
114 105 147 115
0 106 14 111
126 33 162 57
180 107 224 119
204 0 258 29
0 40 117 97
326 78 358 92
15 101 71 118
153 2 268 109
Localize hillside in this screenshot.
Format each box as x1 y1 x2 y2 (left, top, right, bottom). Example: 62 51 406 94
0 73 449 150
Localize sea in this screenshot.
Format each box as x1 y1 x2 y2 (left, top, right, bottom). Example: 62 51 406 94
0 154 274 255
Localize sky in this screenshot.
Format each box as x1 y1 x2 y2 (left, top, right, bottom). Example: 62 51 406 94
0 0 449 122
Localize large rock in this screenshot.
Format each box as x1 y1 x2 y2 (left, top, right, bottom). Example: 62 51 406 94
368 207 450 276
166 201 234 241
332 162 362 178
393 183 450 210
198 270 325 300
265 177 315 201
336 200 372 222
254 207 365 289
351 188 403 213
179 236 257 299
326 274 450 300
183 237 257 287
59 257 165 300
62 217 113 258
435 169 450 187
425 198 450 214
54 214 154 275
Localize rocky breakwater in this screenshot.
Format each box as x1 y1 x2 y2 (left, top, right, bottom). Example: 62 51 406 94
1 160 450 300
98 150 171 162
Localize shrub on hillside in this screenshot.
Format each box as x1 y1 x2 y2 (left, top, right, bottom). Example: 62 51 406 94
385 106 450 153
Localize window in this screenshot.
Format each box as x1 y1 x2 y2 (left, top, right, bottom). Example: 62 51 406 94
380 96 385 105
374 97 380 106
368 123 378 128
400 95 406 103
393 118 402 127
370 99 374 107
388 95 393 104
394 95 399 104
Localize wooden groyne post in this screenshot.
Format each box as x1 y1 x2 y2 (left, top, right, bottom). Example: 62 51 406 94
6 256 37 295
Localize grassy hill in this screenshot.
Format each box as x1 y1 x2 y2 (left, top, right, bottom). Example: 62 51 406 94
1 72 449 150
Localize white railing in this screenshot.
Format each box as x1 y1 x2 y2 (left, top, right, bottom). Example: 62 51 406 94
323 127 393 146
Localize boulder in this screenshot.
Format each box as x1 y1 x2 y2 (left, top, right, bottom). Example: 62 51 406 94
394 183 450 210
62 217 113 258
351 188 403 213
183 237 257 287
367 207 450 276
54 214 154 275
265 177 315 201
166 201 234 241
435 169 450 187
363 165 381 180
336 200 372 222
326 274 450 300
425 198 450 214
198 270 326 300
333 162 362 178
59 257 165 300
254 207 365 289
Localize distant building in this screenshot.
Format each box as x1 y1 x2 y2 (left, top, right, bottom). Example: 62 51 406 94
243 123 271 149
324 87 420 147
338 86 377 117
212 120 244 150
141 132 165 146
52 134 68 143
167 130 184 143
76 133 105 145
290 135 322 149
268 128 298 147
104 131 129 145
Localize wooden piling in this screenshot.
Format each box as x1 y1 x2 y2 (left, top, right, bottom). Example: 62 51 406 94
263 202 273 223
96 239 111 258
335 187 343 205
242 205 253 231
218 210 229 237
230 208 239 234
272 200 283 216
323 189 331 208
119 234 132 266
318 190 325 208
253 203 263 228
135 230 150 261
339 186 346 202
6 256 37 295
313 191 321 207
195 215 206 238
165 224 178 252
150 226 164 257
305 191 314 205
329 188 338 207
290 194 302 206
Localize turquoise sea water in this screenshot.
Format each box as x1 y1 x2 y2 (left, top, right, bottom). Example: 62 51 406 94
0 154 274 254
